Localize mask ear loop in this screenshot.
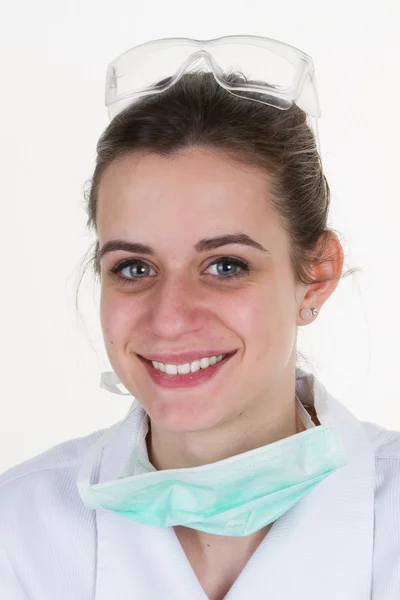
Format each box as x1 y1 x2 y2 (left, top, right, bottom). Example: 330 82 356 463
100 371 133 395
295 395 317 430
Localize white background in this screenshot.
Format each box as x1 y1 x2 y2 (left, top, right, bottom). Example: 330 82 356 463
1 0 399 474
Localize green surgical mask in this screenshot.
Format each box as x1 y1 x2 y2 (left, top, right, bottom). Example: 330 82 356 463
77 396 347 537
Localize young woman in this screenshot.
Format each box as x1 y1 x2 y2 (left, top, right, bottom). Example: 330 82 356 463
1 36 398 600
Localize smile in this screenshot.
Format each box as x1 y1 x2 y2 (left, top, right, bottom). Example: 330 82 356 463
137 350 238 389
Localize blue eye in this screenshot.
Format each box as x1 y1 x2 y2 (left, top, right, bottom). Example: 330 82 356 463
108 257 251 286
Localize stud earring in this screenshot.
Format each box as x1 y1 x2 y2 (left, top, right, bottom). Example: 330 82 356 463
300 308 319 321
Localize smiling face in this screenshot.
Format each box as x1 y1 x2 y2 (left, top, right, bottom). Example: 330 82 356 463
96 148 312 433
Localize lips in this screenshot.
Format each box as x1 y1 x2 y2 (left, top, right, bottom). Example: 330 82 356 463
139 348 237 389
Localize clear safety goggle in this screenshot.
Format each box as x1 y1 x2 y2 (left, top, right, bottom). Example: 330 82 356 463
105 35 322 154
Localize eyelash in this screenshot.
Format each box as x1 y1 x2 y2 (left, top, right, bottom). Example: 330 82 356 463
108 256 251 286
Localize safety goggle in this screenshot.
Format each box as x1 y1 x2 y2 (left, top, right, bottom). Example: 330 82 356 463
105 35 322 154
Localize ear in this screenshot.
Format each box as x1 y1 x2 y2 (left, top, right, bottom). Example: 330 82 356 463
298 231 344 319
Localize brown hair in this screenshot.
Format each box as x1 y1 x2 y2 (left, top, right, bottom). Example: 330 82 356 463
76 71 360 364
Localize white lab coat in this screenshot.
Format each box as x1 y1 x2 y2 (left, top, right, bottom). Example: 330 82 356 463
0 368 399 600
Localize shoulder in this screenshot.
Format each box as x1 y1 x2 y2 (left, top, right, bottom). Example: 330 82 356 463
0 426 105 489
361 419 400 462
0 427 106 524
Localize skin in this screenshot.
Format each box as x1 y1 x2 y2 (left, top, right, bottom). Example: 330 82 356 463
96 147 343 565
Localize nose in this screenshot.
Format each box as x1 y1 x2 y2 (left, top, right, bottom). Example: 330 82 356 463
145 275 210 339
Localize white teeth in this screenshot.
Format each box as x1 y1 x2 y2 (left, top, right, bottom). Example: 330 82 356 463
152 354 227 375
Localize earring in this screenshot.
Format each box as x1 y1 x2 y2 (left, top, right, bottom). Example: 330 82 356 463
300 307 319 321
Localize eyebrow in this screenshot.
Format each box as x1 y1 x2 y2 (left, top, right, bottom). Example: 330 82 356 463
99 232 271 260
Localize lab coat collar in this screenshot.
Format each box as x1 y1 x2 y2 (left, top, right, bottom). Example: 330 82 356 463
90 369 375 599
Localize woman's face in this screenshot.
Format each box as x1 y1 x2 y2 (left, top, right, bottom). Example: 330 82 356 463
97 148 313 432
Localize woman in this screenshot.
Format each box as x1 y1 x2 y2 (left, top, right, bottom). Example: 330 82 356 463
1 36 399 600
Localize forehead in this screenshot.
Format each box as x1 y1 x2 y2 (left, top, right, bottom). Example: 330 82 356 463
96 149 283 246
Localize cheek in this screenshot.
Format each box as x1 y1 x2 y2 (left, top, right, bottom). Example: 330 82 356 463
100 293 138 342
224 296 271 346
228 292 292 363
